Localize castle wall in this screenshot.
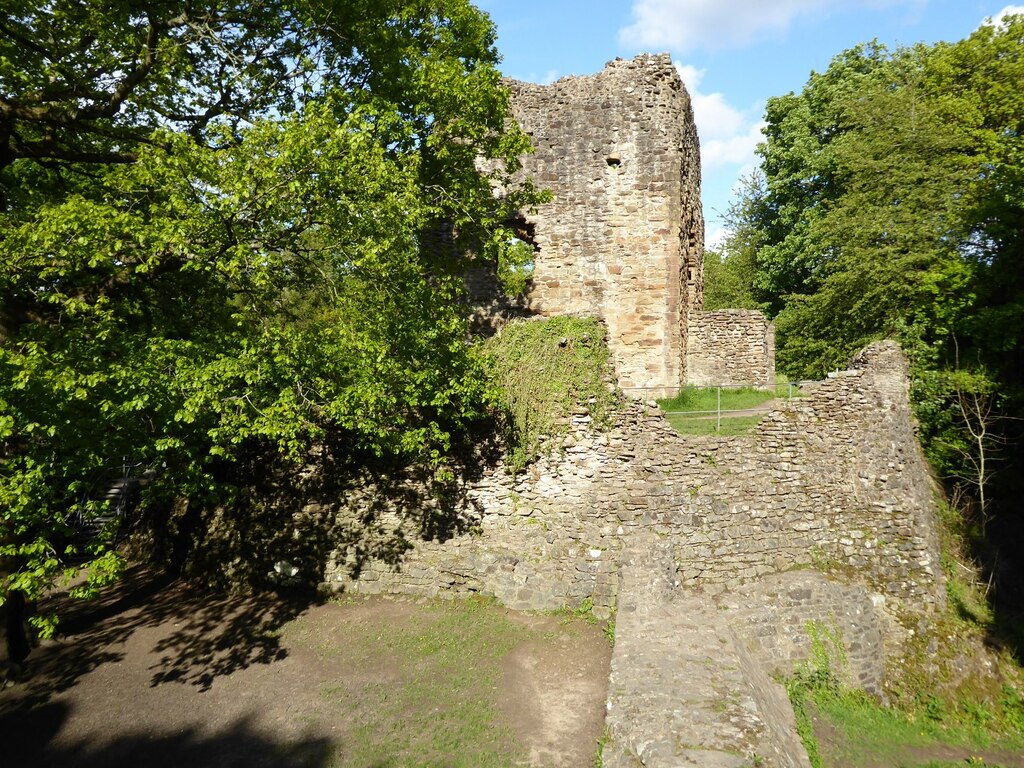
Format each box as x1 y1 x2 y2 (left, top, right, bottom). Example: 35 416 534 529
499 55 704 389
686 309 776 387
322 342 944 624
309 341 943 766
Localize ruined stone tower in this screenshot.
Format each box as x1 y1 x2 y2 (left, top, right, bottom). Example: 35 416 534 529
501 54 705 391
482 53 775 390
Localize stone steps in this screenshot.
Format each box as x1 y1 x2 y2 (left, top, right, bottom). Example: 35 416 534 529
603 565 811 768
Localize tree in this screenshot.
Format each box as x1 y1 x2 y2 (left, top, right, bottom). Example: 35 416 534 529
727 16 1024 571
745 18 1024 381
703 171 767 312
1 0 540 650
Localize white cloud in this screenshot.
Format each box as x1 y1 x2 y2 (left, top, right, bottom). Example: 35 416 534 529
983 5 1024 26
674 63 765 174
705 225 729 250
702 121 767 172
620 0 920 53
675 64 745 139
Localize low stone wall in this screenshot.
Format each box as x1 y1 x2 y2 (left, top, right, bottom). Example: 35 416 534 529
604 569 813 768
718 571 887 694
313 340 944 766
686 308 776 386
322 341 944 627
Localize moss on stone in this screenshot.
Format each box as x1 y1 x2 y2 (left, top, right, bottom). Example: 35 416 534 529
484 316 621 473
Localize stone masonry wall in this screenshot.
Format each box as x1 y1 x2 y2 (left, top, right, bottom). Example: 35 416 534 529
315 341 942 763
494 54 704 389
686 309 776 386
322 341 944 627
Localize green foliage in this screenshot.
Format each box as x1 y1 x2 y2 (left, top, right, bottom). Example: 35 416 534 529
795 681 1024 768
562 596 599 625
723 17 1024 547
484 317 621 473
742 21 1024 383
703 249 763 311
882 497 1024 744
0 1 543 630
496 237 537 297
703 172 769 312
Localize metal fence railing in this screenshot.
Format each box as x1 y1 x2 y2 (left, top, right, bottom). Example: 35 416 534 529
620 381 817 431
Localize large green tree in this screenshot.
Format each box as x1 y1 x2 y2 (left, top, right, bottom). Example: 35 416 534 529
703 171 767 312
741 17 1023 383
718 16 1024 540
0 0 538 648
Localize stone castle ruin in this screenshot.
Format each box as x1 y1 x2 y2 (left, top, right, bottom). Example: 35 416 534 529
314 56 946 766
491 53 775 390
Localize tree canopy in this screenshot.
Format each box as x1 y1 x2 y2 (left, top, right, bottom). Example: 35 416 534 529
733 18 1023 382
702 172 767 313
711 15 1024 535
0 0 540 638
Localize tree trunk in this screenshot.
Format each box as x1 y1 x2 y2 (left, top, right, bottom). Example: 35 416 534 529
4 589 31 669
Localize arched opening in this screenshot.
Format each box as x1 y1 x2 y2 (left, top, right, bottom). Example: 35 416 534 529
499 215 538 296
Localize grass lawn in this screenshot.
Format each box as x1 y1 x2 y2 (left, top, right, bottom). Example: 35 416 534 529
793 685 1024 768
283 595 611 767
305 597 526 767
656 385 803 435
663 413 765 436
656 385 779 413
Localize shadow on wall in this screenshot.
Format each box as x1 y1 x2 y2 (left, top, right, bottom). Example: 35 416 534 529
1 702 333 768
139 428 502 593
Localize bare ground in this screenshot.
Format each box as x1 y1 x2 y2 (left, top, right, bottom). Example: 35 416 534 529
0 569 611 768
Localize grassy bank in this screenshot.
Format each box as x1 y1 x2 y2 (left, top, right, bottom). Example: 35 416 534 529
656 385 790 435
791 676 1024 768
788 500 1024 768
485 317 621 472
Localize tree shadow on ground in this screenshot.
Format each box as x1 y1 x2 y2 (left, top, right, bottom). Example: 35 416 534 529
4 426 502 711
1 566 313 709
0 701 333 768
144 586 309 690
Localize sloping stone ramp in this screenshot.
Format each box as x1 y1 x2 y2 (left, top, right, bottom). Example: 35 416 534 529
602 554 812 767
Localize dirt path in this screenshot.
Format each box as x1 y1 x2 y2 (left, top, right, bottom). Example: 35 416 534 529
1 570 611 767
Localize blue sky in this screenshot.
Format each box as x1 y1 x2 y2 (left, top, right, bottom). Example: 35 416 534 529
476 0 1023 247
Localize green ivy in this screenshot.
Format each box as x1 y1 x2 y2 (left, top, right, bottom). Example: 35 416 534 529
484 317 621 473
